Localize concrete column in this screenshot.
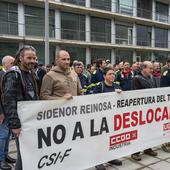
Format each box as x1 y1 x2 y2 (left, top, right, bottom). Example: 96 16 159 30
133 23 137 46
86 15 90 42
55 9 61 40
133 0 137 17
86 0 90 8
169 4 170 24
133 50 137 62
18 3 25 36
111 49 116 64
111 19 115 44
112 0 117 13
168 30 170 49
152 0 156 21
151 26 155 48
19 42 24 48
151 52 155 61
86 47 91 65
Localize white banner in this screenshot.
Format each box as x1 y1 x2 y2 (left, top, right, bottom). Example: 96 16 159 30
18 87 170 170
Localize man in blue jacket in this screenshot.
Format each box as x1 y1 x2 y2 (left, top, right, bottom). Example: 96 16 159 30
91 58 106 83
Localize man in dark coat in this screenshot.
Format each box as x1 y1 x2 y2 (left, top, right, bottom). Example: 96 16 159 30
131 61 158 161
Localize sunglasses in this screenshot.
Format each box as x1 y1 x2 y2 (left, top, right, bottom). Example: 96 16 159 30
16 45 36 57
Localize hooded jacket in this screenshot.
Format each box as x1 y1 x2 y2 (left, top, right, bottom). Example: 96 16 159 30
40 66 82 100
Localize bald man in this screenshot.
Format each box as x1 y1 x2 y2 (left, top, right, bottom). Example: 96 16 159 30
131 61 158 161
40 50 82 100
0 55 15 170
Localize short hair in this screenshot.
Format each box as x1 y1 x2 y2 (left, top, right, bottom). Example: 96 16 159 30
140 61 152 70
86 64 91 69
56 50 69 59
96 58 105 68
2 56 13 65
103 67 114 76
167 57 170 63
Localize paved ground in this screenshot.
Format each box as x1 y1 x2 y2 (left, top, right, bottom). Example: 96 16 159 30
8 140 170 170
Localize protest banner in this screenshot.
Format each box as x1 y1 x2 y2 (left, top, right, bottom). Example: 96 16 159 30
18 87 170 170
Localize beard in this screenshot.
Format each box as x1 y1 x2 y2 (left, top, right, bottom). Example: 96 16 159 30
24 62 35 71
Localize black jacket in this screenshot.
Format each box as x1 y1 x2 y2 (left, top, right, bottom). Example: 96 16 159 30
1 66 38 129
132 73 156 90
0 70 5 114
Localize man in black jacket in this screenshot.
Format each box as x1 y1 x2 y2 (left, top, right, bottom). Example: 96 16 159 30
0 56 15 170
131 61 158 161
1 46 39 170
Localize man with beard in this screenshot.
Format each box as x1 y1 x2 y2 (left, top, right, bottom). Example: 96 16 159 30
1 45 39 170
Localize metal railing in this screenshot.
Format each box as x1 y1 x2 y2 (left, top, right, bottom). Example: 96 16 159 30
61 28 85 40
0 22 170 49
60 0 85 6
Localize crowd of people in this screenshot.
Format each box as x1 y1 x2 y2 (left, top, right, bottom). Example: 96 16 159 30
0 45 170 170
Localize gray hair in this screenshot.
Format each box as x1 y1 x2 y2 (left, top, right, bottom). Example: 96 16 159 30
2 55 14 65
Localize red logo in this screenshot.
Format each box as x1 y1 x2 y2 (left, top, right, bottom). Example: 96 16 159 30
110 130 138 146
163 123 170 131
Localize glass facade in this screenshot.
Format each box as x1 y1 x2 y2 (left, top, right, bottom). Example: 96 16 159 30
60 0 85 6
137 25 152 47
91 17 111 43
156 2 169 23
115 50 133 64
91 0 111 11
60 46 86 64
61 12 85 41
0 42 18 61
136 51 152 61
0 1 18 35
115 23 133 45
91 48 111 63
154 52 168 64
155 28 168 48
25 6 55 37
117 0 133 16
137 0 152 19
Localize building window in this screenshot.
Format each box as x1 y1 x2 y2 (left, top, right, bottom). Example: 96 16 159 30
61 12 85 41
137 0 152 19
137 25 152 47
136 51 152 61
91 0 111 11
91 48 111 63
115 23 133 45
155 28 168 48
25 6 55 37
156 2 169 23
91 17 111 43
0 2 18 35
60 46 86 65
117 0 133 16
60 0 85 6
0 42 18 60
115 50 133 64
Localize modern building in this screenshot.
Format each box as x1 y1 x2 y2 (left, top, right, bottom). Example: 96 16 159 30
0 0 170 65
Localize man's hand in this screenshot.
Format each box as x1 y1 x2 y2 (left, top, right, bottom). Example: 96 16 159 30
12 128 21 137
63 93 73 100
115 89 122 94
0 114 4 124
